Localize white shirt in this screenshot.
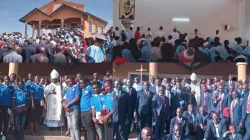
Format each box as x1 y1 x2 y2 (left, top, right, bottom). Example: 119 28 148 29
214 122 220 138
170 32 179 40
165 90 171 106
177 117 182 123
155 30 165 38
168 39 175 46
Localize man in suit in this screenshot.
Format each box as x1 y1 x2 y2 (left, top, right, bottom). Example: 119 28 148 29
229 91 244 133
200 85 212 114
125 79 137 136
211 84 219 99
239 84 248 99
204 112 227 140
164 123 189 140
152 85 170 140
149 76 157 94
170 107 189 136
184 87 197 111
213 85 230 119
196 106 209 140
113 80 130 140
135 82 154 140
183 104 197 135
166 84 174 132
222 124 243 140
242 91 250 140
225 75 235 91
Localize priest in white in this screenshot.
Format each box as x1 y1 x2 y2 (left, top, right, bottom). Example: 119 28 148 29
190 73 201 107
44 69 64 128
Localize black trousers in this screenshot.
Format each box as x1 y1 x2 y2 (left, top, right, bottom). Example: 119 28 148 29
137 113 152 140
0 106 9 136
80 111 96 140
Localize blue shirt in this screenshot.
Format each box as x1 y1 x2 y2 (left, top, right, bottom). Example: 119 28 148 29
90 94 104 112
25 81 32 91
0 84 14 107
30 83 44 101
103 92 114 111
12 89 30 107
80 85 94 112
86 45 104 63
65 84 81 109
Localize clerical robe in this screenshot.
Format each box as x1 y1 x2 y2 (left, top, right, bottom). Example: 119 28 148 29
190 83 201 107
44 82 64 127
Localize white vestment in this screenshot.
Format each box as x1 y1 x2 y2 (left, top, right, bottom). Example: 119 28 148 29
190 83 201 107
44 82 64 127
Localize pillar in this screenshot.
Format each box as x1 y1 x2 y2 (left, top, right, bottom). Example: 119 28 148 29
32 24 35 39
81 18 84 29
61 19 64 29
149 63 157 78
236 62 247 82
39 21 42 36
9 63 18 76
24 22 28 39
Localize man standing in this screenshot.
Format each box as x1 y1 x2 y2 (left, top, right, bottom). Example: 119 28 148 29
44 69 64 130
79 78 96 140
64 77 81 140
136 82 154 140
0 76 14 140
190 73 201 107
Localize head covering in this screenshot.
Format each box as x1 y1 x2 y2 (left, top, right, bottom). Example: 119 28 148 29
190 73 197 81
93 33 107 41
121 49 136 62
179 48 195 63
124 0 130 6
50 69 59 79
138 45 152 62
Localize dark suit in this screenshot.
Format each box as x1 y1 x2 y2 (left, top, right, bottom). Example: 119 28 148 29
136 90 154 140
152 94 170 140
183 111 197 135
172 94 187 114
213 93 231 118
200 91 213 113
184 92 197 111
170 117 189 136
225 80 235 90
204 120 227 140
126 87 137 135
196 112 209 139
242 93 250 140
223 133 243 140
113 91 129 140
229 98 244 132
164 134 190 140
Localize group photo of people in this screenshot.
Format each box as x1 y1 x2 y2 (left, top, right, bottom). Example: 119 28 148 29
108 26 250 63
111 62 250 140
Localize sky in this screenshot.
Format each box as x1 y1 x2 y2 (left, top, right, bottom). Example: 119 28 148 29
0 0 113 36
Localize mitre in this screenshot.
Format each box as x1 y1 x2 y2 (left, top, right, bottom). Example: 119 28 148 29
50 69 59 79
190 73 197 81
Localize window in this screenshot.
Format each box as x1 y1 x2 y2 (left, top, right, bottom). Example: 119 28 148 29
88 20 92 33
101 26 104 33
95 22 98 33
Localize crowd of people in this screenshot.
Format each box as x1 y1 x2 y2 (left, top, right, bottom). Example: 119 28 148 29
108 26 250 63
0 70 114 140
0 26 109 64
111 74 250 140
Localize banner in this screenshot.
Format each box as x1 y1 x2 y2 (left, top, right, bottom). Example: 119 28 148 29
119 0 135 20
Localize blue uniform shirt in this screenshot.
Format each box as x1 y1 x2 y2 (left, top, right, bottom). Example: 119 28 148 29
80 85 94 112
25 81 33 91
0 84 14 107
30 83 44 101
65 84 81 109
12 89 30 107
103 92 114 111
90 94 104 112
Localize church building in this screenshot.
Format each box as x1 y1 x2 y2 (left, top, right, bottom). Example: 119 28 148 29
19 0 108 38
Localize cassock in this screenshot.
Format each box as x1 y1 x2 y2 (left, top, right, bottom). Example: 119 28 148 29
44 69 64 127
190 73 201 107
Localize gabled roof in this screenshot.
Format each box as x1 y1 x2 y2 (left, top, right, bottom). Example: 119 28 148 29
19 4 108 26
19 8 49 23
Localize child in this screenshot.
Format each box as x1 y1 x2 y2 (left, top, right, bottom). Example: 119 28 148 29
223 124 243 140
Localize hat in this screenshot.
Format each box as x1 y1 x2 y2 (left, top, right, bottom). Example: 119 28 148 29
50 69 59 79
190 73 197 81
92 33 107 41
179 48 195 63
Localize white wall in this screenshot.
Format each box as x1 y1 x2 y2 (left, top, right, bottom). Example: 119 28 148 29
114 0 240 42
